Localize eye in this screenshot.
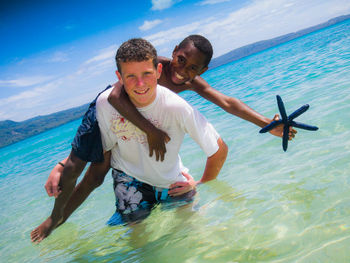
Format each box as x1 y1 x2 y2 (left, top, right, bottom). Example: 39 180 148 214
178 56 185 64
190 66 198 71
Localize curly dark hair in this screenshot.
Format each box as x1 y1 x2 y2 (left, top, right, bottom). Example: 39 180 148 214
115 38 158 73
178 35 213 67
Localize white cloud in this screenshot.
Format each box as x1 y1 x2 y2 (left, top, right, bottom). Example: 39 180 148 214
139 19 163 31
48 51 70 63
146 0 350 57
84 45 117 65
199 0 231 5
0 82 60 121
0 44 119 121
145 21 202 46
0 75 55 88
151 0 178 10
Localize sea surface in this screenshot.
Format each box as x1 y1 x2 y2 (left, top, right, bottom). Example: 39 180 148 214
1 19 350 262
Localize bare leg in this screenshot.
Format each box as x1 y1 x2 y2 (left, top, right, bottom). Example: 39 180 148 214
31 151 86 243
60 152 111 224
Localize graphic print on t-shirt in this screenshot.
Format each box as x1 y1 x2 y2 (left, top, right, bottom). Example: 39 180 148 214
110 115 160 144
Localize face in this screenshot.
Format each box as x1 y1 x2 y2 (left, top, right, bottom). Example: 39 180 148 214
170 42 208 85
116 59 162 108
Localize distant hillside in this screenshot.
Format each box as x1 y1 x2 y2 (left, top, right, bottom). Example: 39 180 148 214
0 103 89 148
209 14 350 69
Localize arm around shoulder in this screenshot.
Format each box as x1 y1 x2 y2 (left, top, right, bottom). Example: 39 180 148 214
107 83 171 161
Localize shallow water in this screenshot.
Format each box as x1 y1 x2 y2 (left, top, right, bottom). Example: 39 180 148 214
1 19 350 262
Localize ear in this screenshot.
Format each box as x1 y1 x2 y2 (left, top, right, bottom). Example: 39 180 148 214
115 70 123 85
172 45 179 58
199 66 208 76
156 63 162 79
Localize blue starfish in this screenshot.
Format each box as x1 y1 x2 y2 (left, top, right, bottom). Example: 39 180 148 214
259 95 319 152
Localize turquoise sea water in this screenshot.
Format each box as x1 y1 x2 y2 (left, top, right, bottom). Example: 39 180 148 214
1 20 350 262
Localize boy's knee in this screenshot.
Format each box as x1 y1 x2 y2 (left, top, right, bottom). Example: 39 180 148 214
86 171 106 188
93 173 106 187
87 153 110 188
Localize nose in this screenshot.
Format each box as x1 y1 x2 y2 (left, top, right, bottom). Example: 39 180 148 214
136 77 144 87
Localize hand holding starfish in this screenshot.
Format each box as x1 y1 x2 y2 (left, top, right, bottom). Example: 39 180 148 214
260 95 319 151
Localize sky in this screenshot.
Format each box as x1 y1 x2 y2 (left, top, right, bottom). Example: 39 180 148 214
1 0 349 122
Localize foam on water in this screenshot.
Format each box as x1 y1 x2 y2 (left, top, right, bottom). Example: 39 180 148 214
1 19 350 262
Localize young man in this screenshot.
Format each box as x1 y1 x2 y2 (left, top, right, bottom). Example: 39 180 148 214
97 38 227 224
32 35 295 242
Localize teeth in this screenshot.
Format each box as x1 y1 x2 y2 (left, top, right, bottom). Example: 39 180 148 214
175 72 184 80
135 89 148 94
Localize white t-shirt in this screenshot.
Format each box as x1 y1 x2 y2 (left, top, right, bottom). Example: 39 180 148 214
96 85 220 188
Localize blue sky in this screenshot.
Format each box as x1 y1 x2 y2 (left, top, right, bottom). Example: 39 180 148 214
1 0 349 121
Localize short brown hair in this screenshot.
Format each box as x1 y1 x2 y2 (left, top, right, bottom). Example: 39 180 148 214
115 38 158 73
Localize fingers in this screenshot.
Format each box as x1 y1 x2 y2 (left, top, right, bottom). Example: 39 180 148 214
169 181 189 188
169 172 196 196
160 142 166 162
181 171 192 181
149 146 154 158
155 148 160 161
164 133 171 143
288 127 298 140
273 114 280 121
45 183 54 197
45 183 61 198
168 185 189 196
160 150 164 162
147 132 168 161
54 188 62 198
155 140 167 162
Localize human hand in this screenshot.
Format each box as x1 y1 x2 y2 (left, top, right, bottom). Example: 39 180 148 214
168 171 197 197
44 164 62 198
147 127 170 161
268 114 297 140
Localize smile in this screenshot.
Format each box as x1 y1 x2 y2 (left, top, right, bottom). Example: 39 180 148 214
174 72 184 80
134 88 149 95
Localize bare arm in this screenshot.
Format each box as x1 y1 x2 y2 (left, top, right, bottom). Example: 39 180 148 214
197 137 228 184
108 82 170 161
191 77 296 139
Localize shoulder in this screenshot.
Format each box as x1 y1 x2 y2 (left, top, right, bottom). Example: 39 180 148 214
96 87 113 110
157 85 194 116
158 85 186 104
158 56 171 65
188 75 211 92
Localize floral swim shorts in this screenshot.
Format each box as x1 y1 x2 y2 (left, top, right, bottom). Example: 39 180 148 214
107 169 196 225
